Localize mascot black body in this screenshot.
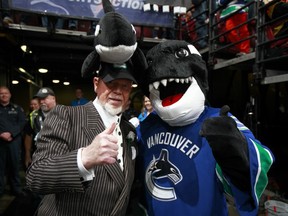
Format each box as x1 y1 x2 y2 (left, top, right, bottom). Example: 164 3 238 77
134 40 274 216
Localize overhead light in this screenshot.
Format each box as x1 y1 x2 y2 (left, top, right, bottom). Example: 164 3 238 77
19 76 39 87
12 80 19 84
38 68 48 73
132 83 138 88
20 44 32 54
19 67 26 73
63 76 70 85
16 67 34 79
20 45 27 52
52 79 60 83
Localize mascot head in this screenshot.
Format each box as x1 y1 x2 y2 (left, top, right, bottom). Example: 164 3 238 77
136 40 209 127
81 0 139 78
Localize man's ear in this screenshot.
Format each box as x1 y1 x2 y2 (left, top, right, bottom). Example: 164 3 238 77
93 77 99 93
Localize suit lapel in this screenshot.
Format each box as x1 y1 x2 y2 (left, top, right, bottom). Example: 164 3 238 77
83 102 105 142
111 121 135 215
82 102 125 189
82 103 136 215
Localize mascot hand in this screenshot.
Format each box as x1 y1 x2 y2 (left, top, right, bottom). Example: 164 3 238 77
199 105 250 191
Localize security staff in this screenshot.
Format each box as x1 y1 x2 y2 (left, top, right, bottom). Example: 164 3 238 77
0 86 26 197
23 87 57 169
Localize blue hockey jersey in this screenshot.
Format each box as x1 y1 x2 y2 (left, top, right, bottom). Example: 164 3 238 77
136 106 274 216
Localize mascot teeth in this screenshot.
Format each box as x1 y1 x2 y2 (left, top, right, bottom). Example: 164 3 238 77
160 79 167 86
149 77 193 92
152 81 160 90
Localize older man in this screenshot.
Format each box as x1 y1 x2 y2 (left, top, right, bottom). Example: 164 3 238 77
23 87 57 169
26 61 138 216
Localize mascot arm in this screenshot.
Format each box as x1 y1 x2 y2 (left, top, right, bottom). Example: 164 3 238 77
200 105 250 192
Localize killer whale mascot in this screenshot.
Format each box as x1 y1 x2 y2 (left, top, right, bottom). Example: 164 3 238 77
134 40 274 216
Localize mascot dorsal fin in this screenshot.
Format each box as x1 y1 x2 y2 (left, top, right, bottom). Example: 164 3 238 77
81 0 138 78
102 0 115 13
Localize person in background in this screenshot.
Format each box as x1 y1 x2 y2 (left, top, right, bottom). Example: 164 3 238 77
26 61 139 216
123 99 140 128
68 19 78 30
22 98 40 166
0 86 26 197
138 95 154 122
28 98 40 113
41 16 64 34
70 88 89 106
23 87 57 169
192 0 208 49
123 99 139 119
218 0 251 55
265 0 288 38
182 9 197 42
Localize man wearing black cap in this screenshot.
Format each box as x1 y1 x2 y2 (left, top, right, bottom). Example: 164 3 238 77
24 87 57 169
26 61 139 216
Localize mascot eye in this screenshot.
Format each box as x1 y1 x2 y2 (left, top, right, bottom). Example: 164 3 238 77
94 25 101 36
175 48 189 58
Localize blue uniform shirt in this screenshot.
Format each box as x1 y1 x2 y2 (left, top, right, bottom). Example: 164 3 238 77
136 106 274 216
0 103 26 142
71 98 89 106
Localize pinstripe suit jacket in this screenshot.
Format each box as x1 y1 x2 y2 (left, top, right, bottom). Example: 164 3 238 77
26 102 138 216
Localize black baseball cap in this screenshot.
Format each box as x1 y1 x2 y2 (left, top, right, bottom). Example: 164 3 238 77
98 61 137 83
34 87 55 98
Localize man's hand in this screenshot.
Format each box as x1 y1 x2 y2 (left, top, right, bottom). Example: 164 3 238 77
200 105 251 191
0 132 13 142
82 123 118 170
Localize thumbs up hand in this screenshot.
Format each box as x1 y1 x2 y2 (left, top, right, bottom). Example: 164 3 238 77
199 105 251 191
82 123 119 169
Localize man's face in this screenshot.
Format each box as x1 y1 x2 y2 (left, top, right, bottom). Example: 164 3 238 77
95 77 133 116
75 89 83 99
39 95 56 112
0 87 11 105
30 99 40 111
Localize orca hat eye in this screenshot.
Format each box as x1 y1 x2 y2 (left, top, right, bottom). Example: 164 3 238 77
175 48 189 58
94 25 101 36
147 58 152 66
131 24 136 35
